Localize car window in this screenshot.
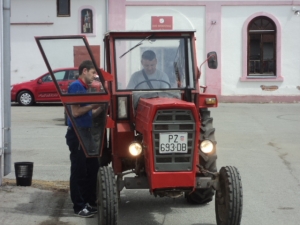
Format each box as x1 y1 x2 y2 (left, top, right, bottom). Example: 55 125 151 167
54 71 66 81
42 74 52 82
68 70 79 80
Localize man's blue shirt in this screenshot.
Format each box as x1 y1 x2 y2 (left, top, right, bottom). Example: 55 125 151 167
67 80 92 128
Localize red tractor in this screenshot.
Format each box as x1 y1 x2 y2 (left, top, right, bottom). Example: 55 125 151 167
36 30 242 225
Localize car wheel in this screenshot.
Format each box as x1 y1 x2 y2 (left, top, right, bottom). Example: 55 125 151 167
17 91 34 106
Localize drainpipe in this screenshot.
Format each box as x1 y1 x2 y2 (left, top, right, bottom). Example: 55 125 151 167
3 0 11 177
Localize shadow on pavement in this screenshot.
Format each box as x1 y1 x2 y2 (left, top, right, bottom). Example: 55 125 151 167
118 190 216 225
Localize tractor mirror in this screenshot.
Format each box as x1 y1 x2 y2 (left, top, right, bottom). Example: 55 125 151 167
207 52 218 69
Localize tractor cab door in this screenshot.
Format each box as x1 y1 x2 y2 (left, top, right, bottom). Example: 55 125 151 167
35 36 111 157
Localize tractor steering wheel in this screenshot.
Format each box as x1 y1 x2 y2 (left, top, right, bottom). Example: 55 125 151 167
134 79 171 89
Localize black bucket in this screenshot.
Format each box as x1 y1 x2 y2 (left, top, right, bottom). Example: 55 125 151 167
14 162 34 186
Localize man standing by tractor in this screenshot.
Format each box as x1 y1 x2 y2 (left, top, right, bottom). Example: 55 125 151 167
127 50 171 89
65 60 103 218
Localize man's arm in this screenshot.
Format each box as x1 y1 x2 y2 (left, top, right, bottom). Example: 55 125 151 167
71 104 101 118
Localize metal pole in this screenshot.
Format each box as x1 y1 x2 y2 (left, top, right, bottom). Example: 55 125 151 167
3 0 11 176
0 0 4 185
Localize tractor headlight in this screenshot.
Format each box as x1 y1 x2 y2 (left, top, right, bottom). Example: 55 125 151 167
118 96 128 119
200 140 214 153
129 142 142 156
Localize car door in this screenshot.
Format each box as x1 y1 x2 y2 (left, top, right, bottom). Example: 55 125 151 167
34 73 57 101
35 71 66 102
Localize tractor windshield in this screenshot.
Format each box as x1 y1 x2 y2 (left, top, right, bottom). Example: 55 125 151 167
115 37 195 91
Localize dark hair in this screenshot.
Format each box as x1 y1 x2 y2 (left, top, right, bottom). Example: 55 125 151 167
78 60 95 75
142 50 156 61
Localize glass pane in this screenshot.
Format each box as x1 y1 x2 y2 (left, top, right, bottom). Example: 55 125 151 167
58 0 69 15
39 38 104 95
115 37 194 90
249 16 275 31
81 9 93 33
42 74 52 82
54 71 65 81
262 34 275 74
249 34 261 74
66 102 108 156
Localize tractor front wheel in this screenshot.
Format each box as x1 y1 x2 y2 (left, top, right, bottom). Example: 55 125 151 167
185 108 217 204
215 166 243 225
97 166 118 225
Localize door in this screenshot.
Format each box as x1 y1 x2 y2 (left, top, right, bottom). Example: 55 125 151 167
35 36 110 158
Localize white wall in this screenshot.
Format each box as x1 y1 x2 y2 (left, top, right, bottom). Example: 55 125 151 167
222 5 300 96
126 6 207 85
11 0 106 84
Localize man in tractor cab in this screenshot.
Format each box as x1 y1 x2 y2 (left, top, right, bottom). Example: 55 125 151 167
65 60 103 218
127 50 171 89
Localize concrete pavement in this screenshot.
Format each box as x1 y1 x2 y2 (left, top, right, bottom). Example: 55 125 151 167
1 103 300 225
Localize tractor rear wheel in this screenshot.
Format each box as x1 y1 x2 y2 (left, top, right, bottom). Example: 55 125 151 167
186 108 217 204
97 166 118 225
215 166 243 225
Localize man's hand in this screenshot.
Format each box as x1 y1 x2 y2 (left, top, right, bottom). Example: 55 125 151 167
92 105 104 117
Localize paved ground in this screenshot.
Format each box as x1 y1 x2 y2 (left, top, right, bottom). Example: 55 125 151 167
1 103 300 225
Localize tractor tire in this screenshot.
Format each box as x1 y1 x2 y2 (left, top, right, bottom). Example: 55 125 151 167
97 166 118 225
215 166 243 225
17 91 34 106
186 108 217 204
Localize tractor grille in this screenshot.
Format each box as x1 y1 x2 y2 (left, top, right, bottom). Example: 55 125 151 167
152 110 195 172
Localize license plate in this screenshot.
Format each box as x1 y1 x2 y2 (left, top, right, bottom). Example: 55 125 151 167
159 132 188 154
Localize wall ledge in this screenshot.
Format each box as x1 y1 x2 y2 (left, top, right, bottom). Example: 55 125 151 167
11 22 54 25
240 76 284 82
219 95 300 103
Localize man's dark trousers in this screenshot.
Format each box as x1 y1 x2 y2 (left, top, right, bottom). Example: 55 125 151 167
66 128 99 213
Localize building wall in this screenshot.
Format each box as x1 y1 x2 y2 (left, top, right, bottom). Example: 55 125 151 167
10 0 106 84
10 0 300 101
126 6 206 86
222 5 300 97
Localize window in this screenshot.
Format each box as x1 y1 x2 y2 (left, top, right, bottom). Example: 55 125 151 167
81 9 93 33
42 74 52 82
114 37 195 90
248 16 276 76
54 71 66 81
57 0 70 17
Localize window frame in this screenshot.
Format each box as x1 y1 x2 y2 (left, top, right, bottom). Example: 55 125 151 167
248 16 276 76
57 0 70 17
240 12 283 82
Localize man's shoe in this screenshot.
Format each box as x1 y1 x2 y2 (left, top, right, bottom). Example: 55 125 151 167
86 203 97 214
74 208 94 218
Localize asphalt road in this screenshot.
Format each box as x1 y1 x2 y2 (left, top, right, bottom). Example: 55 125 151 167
1 103 300 225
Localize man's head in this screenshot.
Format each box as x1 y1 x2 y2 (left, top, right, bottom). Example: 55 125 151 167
141 50 157 75
78 60 96 85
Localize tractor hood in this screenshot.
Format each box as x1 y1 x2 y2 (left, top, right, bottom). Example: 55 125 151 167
135 94 199 134
132 91 181 109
